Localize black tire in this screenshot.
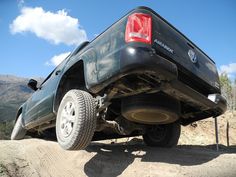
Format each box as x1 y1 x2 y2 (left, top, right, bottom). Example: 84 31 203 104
56 89 96 150
11 114 27 140
143 122 181 147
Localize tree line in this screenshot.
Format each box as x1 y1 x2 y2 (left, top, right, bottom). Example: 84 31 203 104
219 73 236 111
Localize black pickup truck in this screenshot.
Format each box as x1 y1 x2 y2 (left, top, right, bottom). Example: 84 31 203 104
11 6 226 150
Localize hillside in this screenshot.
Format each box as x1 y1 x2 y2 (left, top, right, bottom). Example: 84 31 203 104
0 75 43 122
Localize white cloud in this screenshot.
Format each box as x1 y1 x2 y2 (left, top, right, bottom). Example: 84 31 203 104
10 7 87 45
219 63 236 75
45 52 70 66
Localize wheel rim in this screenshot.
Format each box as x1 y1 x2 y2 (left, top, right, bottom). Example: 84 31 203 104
60 101 76 138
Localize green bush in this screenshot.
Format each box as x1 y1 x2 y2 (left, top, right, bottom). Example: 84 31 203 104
0 121 14 140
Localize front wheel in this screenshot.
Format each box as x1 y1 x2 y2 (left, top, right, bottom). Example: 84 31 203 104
11 114 27 140
56 89 97 150
143 122 181 148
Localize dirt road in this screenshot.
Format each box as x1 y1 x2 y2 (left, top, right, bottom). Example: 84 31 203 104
0 138 235 177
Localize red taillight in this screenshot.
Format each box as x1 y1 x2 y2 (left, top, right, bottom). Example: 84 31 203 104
125 13 152 44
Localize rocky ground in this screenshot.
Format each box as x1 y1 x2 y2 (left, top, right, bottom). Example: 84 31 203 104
0 111 235 177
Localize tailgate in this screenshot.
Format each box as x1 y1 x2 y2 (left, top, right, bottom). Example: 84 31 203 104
151 12 220 95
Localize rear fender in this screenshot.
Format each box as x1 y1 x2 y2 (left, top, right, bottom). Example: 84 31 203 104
53 59 91 113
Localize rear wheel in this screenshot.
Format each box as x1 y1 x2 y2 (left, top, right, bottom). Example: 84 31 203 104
11 114 27 140
143 122 181 147
56 89 96 150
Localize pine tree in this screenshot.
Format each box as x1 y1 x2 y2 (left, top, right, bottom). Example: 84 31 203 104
219 73 232 110
232 78 236 110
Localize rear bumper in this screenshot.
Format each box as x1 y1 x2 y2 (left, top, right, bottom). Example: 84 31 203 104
165 80 227 125
89 45 227 122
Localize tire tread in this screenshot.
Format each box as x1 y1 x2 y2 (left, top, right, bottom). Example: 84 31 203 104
56 89 96 150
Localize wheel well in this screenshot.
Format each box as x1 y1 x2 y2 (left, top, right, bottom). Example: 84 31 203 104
54 60 86 112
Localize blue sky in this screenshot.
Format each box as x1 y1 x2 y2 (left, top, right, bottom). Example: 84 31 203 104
0 0 235 80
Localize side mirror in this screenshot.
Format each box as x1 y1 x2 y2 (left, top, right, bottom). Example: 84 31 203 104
28 79 38 91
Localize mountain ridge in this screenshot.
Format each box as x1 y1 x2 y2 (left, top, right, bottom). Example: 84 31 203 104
0 74 44 122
